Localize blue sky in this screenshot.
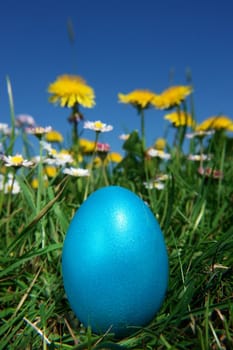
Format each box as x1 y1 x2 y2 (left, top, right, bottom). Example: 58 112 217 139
1 0 233 155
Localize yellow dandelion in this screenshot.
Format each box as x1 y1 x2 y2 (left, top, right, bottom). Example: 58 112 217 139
107 152 123 163
31 178 39 189
79 138 96 154
44 166 58 178
93 156 102 168
154 138 166 151
48 74 95 108
45 130 64 143
31 177 48 189
118 90 158 109
164 111 195 127
195 115 233 132
152 85 193 110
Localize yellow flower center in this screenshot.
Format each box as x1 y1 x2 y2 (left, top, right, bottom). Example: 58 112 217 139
44 166 57 177
45 130 63 143
49 148 57 156
154 138 166 150
11 155 23 165
94 121 104 129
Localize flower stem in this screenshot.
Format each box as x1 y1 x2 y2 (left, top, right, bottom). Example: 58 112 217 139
140 108 146 153
36 140 44 212
83 131 99 200
6 170 16 245
101 161 109 186
6 76 16 155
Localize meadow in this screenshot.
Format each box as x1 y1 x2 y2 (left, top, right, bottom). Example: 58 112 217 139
0 76 233 350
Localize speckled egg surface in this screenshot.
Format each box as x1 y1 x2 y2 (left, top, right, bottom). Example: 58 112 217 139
62 186 169 337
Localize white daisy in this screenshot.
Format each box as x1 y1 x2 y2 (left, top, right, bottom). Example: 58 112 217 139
187 154 211 161
26 126 52 136
3 154 34 168
186 130 215 139
144 181 165 190
0 174 21 194
63 167 90 177
147 148 171 160
44 152 74 166
83 120 113 132
119 133 130 140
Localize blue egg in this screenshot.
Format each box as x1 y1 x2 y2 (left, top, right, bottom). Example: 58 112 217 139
62 186 169 337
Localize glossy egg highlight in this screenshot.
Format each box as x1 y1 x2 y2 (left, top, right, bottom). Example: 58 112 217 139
62 186 169 337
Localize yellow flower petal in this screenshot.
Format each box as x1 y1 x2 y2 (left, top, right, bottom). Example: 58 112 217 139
48 74 95 109
107 152 123 163
196 115 233 131
154 138 166 150
118 90 157 109
45 130 63 143
164 111 195 127
152 85 193 110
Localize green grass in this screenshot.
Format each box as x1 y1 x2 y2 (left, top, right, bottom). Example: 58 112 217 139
0 81 233 350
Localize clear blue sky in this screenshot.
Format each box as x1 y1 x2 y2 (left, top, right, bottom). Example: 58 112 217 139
1 0 233 154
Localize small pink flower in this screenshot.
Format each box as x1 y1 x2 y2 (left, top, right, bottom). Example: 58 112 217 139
198 167 223 179
16 114 36 128
96 142 110 152
26 126 52 137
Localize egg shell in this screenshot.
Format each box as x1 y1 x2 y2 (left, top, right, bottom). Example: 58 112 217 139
62 185 169 337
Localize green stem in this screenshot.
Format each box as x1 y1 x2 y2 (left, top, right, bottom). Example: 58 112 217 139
72 120 78 147
6 76 16 155
83 131 99 200
101 161 109 186
140 108 146 152
36 139 44 213
6 170 16 246
217 134 226 206
71 103 80 154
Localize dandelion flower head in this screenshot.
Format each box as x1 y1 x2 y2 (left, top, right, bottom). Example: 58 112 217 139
152 85 193 110
164 111 195 127
45 130 64 143
154 138 166 151
79 138 96 154
107 152 123 163
48 74 95 108
195 115 233 132
118 90 158 109
44 166 58 178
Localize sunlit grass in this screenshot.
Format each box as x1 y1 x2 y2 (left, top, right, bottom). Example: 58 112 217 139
0 77 233 349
